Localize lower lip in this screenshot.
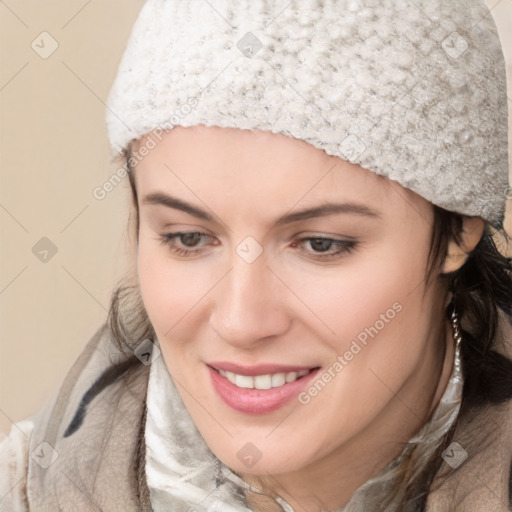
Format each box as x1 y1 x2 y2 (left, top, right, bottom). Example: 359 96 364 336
208 366 320 414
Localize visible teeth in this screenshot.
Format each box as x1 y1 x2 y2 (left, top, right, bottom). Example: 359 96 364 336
218 369 311 389
254 374 272 389
235 375 254 388
271 373 286 387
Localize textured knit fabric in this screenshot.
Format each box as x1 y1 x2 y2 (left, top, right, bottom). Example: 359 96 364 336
145 334 463 511
105 0 509 226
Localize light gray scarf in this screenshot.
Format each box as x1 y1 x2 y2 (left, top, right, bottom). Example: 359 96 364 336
145 336 463 511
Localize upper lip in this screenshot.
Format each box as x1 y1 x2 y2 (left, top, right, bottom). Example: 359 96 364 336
207 362 318 376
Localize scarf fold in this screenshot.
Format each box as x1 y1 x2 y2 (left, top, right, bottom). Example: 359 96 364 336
145 337 463 511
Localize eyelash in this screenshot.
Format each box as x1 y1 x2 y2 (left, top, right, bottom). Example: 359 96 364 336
157 231 357 261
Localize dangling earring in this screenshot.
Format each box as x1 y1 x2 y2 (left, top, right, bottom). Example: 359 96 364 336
450 308 462 345
450 307 463 379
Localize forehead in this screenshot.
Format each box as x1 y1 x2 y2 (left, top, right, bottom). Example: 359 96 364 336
131 125 430 224
134 126 377 190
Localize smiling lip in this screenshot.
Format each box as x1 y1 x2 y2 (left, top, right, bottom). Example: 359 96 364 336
207 362 320 414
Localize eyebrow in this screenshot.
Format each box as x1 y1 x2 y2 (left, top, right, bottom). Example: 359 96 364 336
141 192 381 227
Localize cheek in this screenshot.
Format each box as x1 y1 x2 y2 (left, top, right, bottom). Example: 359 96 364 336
300 236 428 351
137 233 205 337
299 233 433 410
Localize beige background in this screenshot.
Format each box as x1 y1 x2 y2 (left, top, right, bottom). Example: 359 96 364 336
1 1 512 435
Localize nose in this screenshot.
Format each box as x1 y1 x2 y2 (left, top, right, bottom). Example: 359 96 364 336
209 254 291 349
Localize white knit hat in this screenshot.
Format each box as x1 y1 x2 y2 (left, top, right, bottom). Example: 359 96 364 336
106 0 509 226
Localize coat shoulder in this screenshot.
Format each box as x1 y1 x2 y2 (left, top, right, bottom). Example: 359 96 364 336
0 418 34 512
24 322 150 511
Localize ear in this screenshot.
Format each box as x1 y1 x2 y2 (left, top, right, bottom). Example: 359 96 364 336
442 216 485 274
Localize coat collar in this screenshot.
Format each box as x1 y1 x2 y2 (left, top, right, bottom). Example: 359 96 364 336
26 324 150 511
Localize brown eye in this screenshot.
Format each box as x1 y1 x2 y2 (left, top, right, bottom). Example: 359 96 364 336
292 236 357 261
179 232 203 247
157 231 214 257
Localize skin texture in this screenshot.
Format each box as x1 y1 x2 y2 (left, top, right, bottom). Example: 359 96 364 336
132 125 483 511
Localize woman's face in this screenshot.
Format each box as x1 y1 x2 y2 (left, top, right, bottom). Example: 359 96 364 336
134 125 449 482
